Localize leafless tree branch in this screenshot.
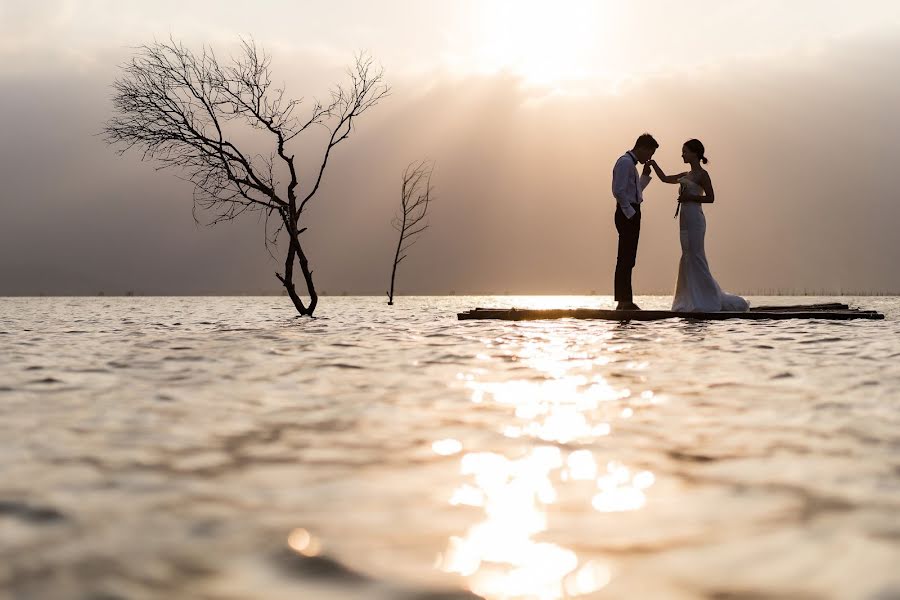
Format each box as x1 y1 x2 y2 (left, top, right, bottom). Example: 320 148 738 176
102 38 389 316
387 160 434 305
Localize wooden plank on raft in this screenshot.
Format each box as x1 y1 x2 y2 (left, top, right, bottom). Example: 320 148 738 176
750 302 850 311
457 305 884 322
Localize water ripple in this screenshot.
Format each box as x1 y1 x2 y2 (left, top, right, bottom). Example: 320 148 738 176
0 295 898 599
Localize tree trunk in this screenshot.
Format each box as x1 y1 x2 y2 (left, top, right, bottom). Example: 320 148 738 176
387 212 406 306
277 221 317 317
387 242 400 305
294 235 318 315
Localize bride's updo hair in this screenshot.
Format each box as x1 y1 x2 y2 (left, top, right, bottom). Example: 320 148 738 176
684 139 708 164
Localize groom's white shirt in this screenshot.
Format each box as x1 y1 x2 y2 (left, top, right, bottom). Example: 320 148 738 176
612 151 651 220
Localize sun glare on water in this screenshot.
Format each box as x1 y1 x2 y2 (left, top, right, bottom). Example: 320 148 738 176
469 0 614 88
435 323 660 599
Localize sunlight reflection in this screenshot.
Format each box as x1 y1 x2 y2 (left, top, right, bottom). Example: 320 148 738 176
440 444 641 599
592 463 655 513
566 450 598 481
469 377 627 444
440 448 582 599
440 319 659 598
433 438 464 456
564 561 612 596
287 528 321 557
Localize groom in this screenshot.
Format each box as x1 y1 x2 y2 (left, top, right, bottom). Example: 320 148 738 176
612 133 658 310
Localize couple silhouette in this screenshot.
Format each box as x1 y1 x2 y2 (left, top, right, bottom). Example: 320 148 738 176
612 134 749 313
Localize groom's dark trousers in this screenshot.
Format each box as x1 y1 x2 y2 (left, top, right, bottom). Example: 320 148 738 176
614 203 641 303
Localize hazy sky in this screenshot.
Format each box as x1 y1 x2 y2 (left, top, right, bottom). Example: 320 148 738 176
2 1 900 295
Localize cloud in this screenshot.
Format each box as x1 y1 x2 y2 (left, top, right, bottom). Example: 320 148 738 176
0 1 77 69
1 32 899 295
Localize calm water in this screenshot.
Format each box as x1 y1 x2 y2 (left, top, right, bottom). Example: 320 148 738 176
1 296 899 600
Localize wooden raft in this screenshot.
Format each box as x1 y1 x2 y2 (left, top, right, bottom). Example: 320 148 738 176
457 303 884 322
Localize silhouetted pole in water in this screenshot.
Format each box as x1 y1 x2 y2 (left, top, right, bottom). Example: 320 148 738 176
387 161 434 305
103 38 389 317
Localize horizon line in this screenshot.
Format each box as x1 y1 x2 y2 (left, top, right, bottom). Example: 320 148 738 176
3 291 900 298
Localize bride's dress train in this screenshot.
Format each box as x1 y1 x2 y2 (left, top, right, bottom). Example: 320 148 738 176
672 178 749 312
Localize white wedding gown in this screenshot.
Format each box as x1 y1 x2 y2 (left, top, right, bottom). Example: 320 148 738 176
672 177 749 312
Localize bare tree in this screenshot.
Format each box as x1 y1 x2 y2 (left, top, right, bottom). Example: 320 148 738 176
387 161 434 305
103 38 389 316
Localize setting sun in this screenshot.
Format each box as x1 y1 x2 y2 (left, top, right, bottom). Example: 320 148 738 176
468 0 614 87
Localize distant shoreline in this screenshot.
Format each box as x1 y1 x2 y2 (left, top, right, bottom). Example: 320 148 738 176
2 292 899 298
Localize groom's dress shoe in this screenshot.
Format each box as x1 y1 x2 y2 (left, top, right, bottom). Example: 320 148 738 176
616 302 641 311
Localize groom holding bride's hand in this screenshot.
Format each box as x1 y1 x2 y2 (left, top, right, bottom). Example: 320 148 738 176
611 133 659 310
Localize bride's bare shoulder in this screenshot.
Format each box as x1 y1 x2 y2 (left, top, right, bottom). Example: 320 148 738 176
682 170 704 183
695 168 712 182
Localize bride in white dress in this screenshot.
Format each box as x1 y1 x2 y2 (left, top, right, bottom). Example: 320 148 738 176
649 139 749 312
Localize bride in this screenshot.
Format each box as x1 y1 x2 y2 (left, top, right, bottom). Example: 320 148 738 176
650 140 749 312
